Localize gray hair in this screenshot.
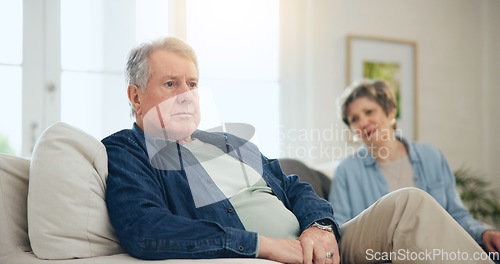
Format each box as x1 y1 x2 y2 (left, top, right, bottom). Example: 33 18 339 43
126 37 199 117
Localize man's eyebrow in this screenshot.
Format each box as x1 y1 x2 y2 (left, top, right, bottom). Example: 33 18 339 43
160 75 198 80
161 75 179 80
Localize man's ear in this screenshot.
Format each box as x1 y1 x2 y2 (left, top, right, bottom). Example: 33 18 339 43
128 84 142 116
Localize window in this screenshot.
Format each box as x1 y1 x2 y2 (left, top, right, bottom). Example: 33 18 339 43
4 0 280 157
0 0 23 155
60 0 169 140
187 0 280 157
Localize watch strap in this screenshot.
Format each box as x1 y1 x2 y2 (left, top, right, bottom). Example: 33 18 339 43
310 221 333 233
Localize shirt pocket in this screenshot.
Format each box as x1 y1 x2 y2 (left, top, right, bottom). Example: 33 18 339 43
426 180 447 206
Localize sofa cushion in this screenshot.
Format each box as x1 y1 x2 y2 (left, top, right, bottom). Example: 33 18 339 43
0 153 31 257
28 122 124 259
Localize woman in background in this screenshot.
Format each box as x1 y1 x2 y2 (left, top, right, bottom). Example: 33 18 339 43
329 80 500 255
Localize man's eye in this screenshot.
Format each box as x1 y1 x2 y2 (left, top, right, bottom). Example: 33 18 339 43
165 82 174 87
189 82 197 88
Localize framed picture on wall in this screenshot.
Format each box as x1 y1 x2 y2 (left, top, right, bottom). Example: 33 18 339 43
346 35 418 140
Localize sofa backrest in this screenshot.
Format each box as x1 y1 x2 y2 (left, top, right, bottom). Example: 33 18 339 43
278 158 331 199
0 153 32 257
1 122 125 261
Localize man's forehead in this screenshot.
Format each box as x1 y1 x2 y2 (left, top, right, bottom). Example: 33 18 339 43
150 49 191 62
149 50 198 77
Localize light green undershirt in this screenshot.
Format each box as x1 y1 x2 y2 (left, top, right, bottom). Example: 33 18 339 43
184 139 301 239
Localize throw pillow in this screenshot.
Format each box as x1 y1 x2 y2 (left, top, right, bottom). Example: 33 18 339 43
28 122 123 259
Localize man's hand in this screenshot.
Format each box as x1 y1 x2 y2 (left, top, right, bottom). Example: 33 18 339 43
483 230 500 257
258 235 303 264
299 226 340 264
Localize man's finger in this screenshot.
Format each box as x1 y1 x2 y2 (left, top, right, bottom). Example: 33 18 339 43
301 237 314 264
313 246 327 264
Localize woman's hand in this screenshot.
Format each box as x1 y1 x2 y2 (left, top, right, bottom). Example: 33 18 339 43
482 230 500 257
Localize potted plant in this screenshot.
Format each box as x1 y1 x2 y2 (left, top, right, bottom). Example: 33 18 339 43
454 167 500 229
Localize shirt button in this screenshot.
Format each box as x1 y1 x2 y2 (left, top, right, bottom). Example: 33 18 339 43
227 208 233 213
238 245 244 251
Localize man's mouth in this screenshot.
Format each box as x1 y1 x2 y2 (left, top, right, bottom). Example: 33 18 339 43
172 112 193 116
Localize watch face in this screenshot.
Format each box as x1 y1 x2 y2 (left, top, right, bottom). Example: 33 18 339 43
316 219 333 227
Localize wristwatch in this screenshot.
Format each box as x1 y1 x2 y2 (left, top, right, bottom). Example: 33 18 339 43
310 220 334 233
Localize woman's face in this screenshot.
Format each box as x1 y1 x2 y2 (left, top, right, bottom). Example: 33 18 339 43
346 97 397 146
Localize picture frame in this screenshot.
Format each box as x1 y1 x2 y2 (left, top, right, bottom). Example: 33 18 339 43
346 35 418 140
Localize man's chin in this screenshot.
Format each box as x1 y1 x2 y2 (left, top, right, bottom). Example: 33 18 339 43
163 124 199 142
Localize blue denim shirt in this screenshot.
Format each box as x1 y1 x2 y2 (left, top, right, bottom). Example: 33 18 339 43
103 124 339 260
329 136 492 245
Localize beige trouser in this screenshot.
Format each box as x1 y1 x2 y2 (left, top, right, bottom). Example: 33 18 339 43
339 187 494 264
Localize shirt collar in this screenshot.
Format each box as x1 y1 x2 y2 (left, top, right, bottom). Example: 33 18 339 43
132 123 232 154
361 134 420 166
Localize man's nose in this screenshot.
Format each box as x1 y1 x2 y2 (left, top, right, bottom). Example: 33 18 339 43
175 84 194 104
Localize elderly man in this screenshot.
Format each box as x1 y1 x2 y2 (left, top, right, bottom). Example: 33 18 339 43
103 37 494 264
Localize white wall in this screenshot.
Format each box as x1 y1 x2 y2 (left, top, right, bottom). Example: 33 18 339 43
280 0 500 189
485 0 500 190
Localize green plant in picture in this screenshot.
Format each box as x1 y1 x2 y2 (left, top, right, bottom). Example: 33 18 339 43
363 61 401 119
454 167 500 227
0 134 16 155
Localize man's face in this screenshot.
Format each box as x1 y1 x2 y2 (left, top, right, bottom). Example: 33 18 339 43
136 50 200 141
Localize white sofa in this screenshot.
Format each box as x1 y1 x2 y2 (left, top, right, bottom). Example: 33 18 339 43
0 122 279 264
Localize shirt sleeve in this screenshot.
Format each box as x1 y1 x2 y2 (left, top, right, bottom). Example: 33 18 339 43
104 134 258 260
328 163 354 226
271 158 341 241
438 150 492 245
